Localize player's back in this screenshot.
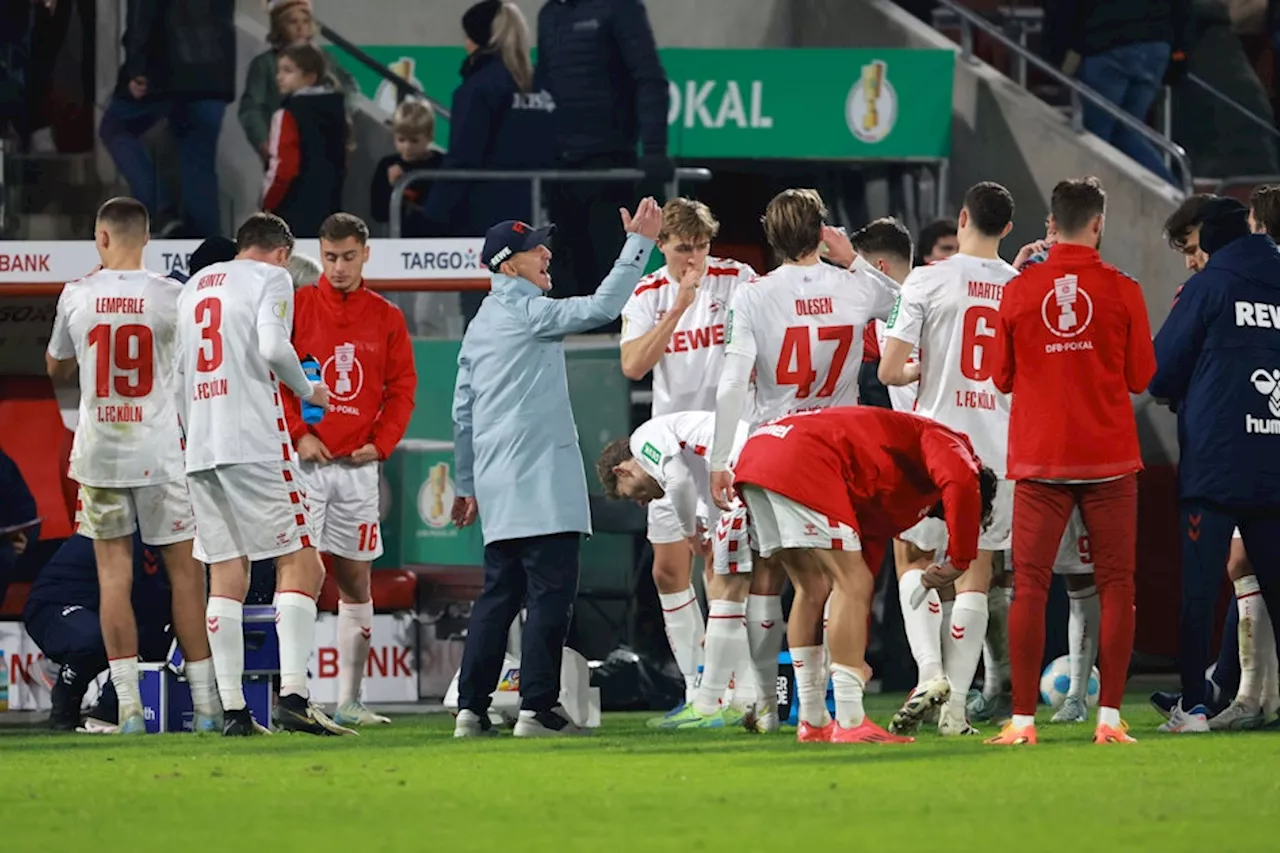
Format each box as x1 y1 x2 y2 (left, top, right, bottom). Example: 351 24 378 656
54 269 185 487
898 253 1016 475
731 261 897 424
177 259 294 471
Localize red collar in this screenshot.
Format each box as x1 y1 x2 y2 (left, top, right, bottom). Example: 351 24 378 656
318 274 365 301
1046 243 1101 263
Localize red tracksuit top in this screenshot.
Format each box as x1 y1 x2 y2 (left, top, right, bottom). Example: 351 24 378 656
282 275 417 460
992 243 1156 481
732 408 984 570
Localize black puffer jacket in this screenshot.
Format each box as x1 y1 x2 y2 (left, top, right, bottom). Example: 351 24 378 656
1043 0 1195 66
536 0 668 162
116 0 235 102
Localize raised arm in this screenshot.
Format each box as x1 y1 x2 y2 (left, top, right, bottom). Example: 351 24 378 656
452 349 476 500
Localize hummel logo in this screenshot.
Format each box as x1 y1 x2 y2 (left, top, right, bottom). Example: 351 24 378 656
928 601 940 614
950 625 965 640
360 627 372 640
207 617 220 634
761 621 776 630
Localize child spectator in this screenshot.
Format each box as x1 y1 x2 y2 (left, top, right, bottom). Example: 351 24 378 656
239 0 355 165
262 43 346 238
370 99 443 234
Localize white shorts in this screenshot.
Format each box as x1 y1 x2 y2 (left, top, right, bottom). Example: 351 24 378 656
740 485 859 559
1053 508 1092 576
75 481 195 546
981 478 1015 551
646 497 686 546
188 460 316 563
898 516 947 555
296 459 383 561
1233 527 1243 540
711 497 753 576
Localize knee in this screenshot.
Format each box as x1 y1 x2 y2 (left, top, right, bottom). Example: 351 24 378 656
651 550 690 593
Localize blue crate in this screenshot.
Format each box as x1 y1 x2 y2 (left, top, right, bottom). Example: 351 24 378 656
168 605 280 675
140 664 273 733
777 650 836 726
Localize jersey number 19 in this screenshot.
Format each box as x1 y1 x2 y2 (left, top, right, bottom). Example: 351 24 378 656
87 323 153 398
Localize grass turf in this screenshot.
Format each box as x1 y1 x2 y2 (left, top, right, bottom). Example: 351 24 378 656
3 694 1280 851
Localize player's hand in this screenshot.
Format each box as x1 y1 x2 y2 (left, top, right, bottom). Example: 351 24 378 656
387 164 404 186
903 361 921 385
686 523 713 559
296 433 332 464
920 561 964 591
349 443 379 465
304 381 330 412
820 225 856 268
1013 240 1048 270
451 496 478 528
128 76 147 99
673 261 701 313
621 196 662 241
9 531 28 557
710 469 734 512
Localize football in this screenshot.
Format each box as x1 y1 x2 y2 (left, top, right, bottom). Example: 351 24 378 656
1039 655 1100 709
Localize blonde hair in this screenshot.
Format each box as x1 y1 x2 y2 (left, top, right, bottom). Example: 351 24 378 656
762 188 827 262
490 2 534 93
392 100 436 141
287 252 322 289
658 198 719 243
267 1 315 49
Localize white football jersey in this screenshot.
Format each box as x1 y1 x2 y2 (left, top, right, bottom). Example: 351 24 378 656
175 260 297 472
885 252 1018 476
620 258 755 415
46 269 186 488
725 257 898 426
872 319 919 413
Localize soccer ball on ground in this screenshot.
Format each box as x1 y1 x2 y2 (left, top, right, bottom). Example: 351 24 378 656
1039 655 1099 709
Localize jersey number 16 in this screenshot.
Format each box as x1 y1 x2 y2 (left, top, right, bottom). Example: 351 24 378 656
776 325 854 399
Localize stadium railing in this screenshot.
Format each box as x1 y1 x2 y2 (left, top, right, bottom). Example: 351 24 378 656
932 0 1194 195
317 20 452 120
387 167 715 237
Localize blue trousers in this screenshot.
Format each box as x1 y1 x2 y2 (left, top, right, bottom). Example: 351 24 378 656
1179 501 1280 707
98 96 226 237
458 532 581 713
1077 41 1174 184
23 598 169 676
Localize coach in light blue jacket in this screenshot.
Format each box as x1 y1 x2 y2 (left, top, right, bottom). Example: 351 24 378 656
450 199 661 737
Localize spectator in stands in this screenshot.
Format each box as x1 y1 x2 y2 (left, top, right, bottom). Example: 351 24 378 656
422 0 555 323
537 0 669 314
98 0 235 238
915 218 958 265
239 0 355 166
1044 0 1192 185
287 251 323 288
262 43 347 238
370 100 442 235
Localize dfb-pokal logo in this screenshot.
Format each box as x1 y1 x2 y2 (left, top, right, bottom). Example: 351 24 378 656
322 343 364 403
417 461 456 529
1247 368 1280 434
846 60 897 144
1040 274 1095 342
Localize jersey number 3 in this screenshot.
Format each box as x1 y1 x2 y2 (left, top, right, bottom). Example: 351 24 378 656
960 305 999 382
194 297 224 372
88 323 153 398
776 325 854 399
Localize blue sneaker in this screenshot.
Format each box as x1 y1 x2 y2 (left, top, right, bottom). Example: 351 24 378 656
193 709 224 733
646 701 689 729
117 713 147 735
1149 691 1180 719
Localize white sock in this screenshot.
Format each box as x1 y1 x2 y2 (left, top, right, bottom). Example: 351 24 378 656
695 600 747 716
337 600 374 706
831 663 866 728
276 591 318 699
981 643 999 699
792 645 830 726
898 570 944 682
1012 713 1036 729
1066 585 1100 702
109 657 141 716
1097 706 1121 728
746 594 784 709
822 596 832 674
184 656 219 715
942 591 988 714
1235 576 1264 705
1259 600 1279 713
206 596 245 711
939 599 955 643
659 588 705 702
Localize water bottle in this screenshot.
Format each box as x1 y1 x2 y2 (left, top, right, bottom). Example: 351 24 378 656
300 355 324 425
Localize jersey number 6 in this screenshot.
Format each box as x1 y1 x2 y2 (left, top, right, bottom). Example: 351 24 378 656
776 325 854 399
960 305 1000 382
194 297 224 372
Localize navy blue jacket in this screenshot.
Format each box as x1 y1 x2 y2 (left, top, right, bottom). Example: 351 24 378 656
536 0 668 162
422 51 554 237
1150 234 1280 507
24 533 171 624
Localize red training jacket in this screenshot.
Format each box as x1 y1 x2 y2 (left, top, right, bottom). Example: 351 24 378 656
732 408 984 570
282 275 417 460
992 243 1156 481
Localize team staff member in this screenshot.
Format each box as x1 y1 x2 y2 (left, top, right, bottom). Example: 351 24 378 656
989 177 1156 746
281 212 417 728
451 199 661 738
618 198 769 720
1149 196 1280 732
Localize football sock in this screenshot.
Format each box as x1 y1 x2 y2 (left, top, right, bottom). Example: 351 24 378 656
276 591 317 700
695 600 747 716
206 596 246 711
1259 601 1279 713
337 600 374 706
898 570 944 682
108 657 141 717
746 594 784 708
659 587 705 703
792 645 830 726
1097 706 1121 729
184 656 219 715
1067 585 1100 703
1234 576 1264 705
942 591 988 715
1012 714 1036 729
831 663 866 728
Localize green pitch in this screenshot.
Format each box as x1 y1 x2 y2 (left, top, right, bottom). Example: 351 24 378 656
3 694 1280 852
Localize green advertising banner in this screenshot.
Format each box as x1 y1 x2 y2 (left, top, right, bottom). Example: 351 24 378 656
336 47 953 160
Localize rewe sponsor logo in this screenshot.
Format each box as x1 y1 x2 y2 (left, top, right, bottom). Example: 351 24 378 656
1247 368 1280 434
1235 301 1280 328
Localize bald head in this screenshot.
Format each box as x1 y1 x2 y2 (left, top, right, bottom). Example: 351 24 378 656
95 197 150 246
